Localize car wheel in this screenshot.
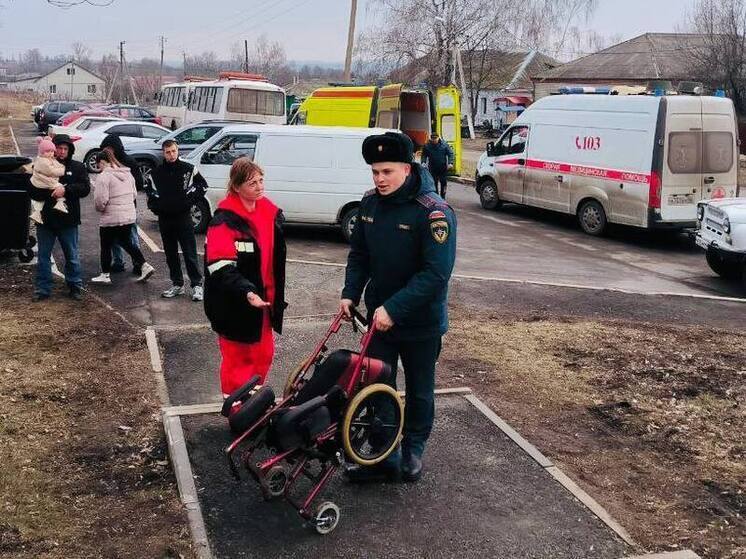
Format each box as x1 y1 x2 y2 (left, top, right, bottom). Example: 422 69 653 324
191 198 211 234
479 179 501 210
85 150 101 173
706 249 740 279
577 200 607 236
340 206 359 243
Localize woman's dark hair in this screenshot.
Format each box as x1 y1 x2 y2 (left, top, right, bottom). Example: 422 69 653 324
95 150 113 164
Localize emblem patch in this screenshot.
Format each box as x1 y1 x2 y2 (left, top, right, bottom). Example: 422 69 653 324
430 220 449 244
397 223 411 230
361 215 374 223
428 210 446 220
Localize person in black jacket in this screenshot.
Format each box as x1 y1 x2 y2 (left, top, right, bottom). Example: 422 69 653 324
28 134 91 301
147 139 204 301
100 134 144 274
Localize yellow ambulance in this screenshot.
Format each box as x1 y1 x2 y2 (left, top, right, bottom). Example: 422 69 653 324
293 84 463 175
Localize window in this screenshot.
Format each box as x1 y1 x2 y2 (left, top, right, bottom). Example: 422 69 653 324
141 125 166 139
668 132 701 174
376 110 399 129
47 103 59 112
66 67 75 75
500 126 529 155
174 126 221 145
106 124 140 137
87 84 96 94
77 120 93 130
59 103 77 113
49 85 57 94
202 134 258 165
213 88 223 113
703 131 733 174
480 97 487 114
440 115 456 142
226 88 284 116
137 108 154 119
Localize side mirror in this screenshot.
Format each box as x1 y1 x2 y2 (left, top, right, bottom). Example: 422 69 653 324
486 141 494 155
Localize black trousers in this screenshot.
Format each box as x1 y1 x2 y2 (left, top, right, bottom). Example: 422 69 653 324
159 213 202 287
100 224 145 273
366 333 442 459
431 171 448 199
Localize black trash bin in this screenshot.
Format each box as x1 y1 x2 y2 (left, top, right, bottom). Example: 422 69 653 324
0 155 36 262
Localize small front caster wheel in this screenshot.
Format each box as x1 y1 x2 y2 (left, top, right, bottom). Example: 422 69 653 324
314 501 340 535
260 466 288 500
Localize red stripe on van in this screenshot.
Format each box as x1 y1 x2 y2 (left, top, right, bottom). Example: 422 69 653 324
311 90 375 98
521 159 651 184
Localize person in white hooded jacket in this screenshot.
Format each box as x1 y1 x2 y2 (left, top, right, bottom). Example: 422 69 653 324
90 151 155 284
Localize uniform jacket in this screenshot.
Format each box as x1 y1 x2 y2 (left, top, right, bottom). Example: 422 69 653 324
93 166 137 227
421 140 454 175
203 193 287 343
148 159 198 217
27 137 90 228
342 164 457 341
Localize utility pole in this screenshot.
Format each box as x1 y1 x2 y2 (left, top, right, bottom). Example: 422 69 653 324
455 43 475 139
244 39 249 73
119 41 125 103
182 51 187 77
159 35 166 90
343 0 357 82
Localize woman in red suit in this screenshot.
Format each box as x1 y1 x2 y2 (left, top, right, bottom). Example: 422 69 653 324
203 158 286 396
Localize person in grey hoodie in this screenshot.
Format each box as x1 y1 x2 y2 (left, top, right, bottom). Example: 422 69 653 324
90 151 155 285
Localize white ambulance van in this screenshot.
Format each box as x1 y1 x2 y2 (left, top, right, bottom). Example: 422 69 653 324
475 94 739 235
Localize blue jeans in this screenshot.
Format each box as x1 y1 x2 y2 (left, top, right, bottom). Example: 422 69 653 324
112 223 140 268
35 224 83 296
366 334 441 466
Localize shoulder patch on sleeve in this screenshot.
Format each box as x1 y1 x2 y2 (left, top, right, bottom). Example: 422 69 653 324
428 210 446 220
430 219 450 244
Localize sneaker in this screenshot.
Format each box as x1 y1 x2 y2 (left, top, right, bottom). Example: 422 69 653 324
136 262 155 283
191 285 204 302
161 285 185 298
90 273 111 284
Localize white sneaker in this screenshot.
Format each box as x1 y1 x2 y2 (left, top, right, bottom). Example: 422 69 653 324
91 273 111 284
137 262 155 282
191 285 204 302
161 285 185 298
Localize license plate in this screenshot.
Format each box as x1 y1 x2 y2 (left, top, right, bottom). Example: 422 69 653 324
695 236 710 250
668 194 694 205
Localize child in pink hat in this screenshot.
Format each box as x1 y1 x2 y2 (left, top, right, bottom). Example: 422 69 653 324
30 136 67 223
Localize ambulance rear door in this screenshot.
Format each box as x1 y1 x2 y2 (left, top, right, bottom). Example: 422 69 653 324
701 96 738 202
375 84 403 129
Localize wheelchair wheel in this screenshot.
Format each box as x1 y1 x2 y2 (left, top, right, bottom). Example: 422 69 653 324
341 383 403 466
282 362 306 398
314 502 340 535
260 465 288 500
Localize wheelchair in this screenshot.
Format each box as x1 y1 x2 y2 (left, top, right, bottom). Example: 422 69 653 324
223 308 403 534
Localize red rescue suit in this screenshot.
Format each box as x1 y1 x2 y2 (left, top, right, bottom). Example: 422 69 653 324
204 192 287 395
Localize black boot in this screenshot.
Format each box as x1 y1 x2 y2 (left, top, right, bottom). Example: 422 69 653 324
401 453 423 482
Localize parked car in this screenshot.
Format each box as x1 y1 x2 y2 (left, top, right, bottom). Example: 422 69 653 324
48 115 125 138
475 93 738 236
37 101 87 133
104 104 162 125
55 108 116 127
183 123 394 237
125 120 237 188
71 121 170 172
695 198 746 288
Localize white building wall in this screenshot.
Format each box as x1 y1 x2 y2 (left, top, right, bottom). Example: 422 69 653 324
462 88 501 127
13 63 105 100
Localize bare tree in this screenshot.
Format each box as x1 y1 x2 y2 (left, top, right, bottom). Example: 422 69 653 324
70 41 92 67
687 0 746 114
19 48 42 73
184 51 220 77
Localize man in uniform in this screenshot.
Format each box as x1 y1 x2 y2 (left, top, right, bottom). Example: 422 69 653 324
421 132 454 199
340 131 457 483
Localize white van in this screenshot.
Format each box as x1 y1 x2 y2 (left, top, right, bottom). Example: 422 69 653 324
156 81 192 131
186 124 393 239
184 73 286 127
475 94 739 235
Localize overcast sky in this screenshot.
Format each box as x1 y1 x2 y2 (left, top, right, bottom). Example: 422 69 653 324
0 0 696 65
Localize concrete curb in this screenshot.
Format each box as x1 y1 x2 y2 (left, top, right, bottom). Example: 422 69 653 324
463 393 636 547
453 176 475 186
163 413 213 559
145 327 171 406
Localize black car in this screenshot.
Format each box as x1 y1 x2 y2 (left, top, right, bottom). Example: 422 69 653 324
103 104 162 125
37 101 87 133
